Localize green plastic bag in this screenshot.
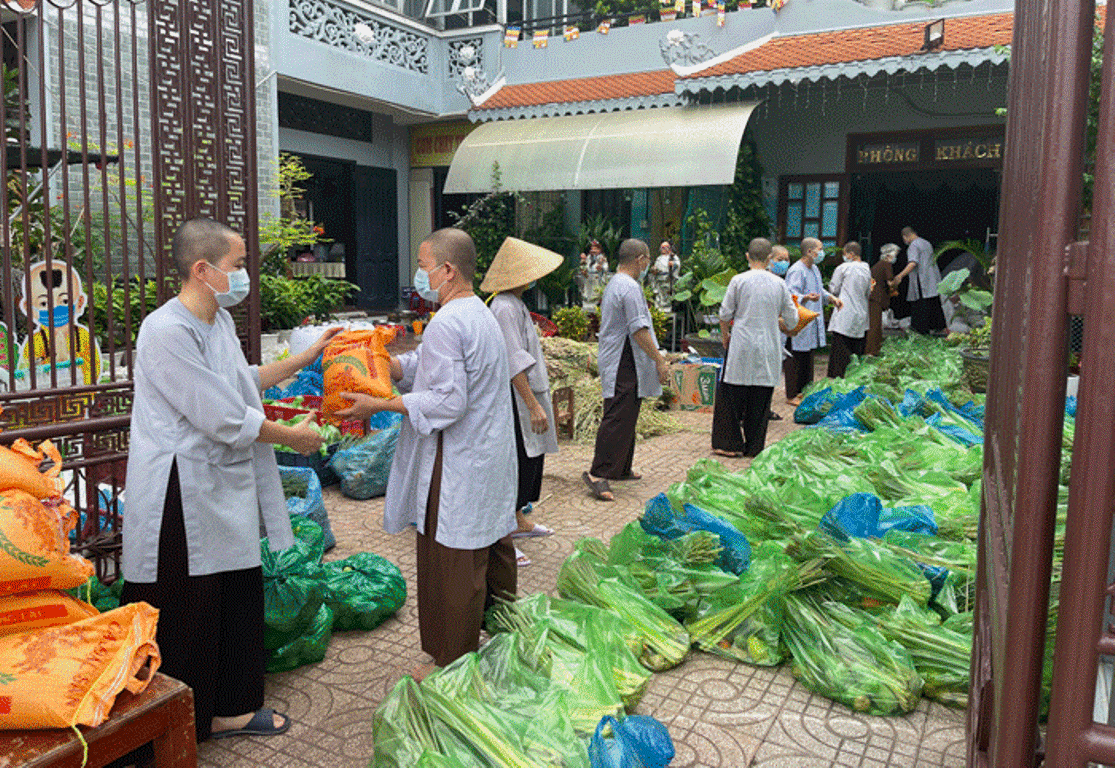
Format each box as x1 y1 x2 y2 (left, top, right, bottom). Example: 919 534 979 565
322 552 407 631
266 602 334 673
261 530 326 650
782 593 923 716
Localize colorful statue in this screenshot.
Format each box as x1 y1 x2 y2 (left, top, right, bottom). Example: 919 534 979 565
17 259 101 388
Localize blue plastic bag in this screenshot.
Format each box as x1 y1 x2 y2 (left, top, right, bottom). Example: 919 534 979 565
805 387 869 431
281 369 324 398
794 386 839 424
1066 395 1077 417
641 494 751 574
278 466 336 550
330 417 402 500
819 492 937 541
589 715 675 768
926 413 983 447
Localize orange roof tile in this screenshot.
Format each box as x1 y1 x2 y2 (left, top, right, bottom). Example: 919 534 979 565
688 12 1013 79
476 12 1017 111
477 69 676 110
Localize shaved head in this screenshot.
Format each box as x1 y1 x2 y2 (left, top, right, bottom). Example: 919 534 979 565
616 238 650 266
172 219 238 278
424 228 477 283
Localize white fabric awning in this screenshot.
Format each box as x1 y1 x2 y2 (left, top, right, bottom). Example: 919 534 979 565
443 102 760 193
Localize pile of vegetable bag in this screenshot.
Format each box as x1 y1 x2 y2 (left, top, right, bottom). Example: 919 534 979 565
262 514 406 673
330 412 403 500
279 465 336 550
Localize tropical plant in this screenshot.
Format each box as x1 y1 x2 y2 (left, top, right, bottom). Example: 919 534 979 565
450 163 520 291
933 239 994 275
259 153 330 275
258 273 359 332
520 194 576 307
90 278 165 347
577 213 623 262
720 130 773 263
672 210 734 335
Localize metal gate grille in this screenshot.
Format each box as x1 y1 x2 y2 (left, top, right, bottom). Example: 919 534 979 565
0 0 260 581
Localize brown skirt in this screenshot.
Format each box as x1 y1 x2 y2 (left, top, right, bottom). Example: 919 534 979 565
416 433 517 668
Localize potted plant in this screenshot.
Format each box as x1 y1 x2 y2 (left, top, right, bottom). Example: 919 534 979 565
939 267 993 392
671 213 735 358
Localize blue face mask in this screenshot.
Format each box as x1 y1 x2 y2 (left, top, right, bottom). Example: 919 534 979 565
414 265 446 303
38 303 75 328
527 280 537 289
771 260 789 276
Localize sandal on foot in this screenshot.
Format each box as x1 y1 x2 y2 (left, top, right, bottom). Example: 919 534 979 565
615 471 642 481
210 709 291 739
515 546 532 567
512 523 553 538
768 411 782 421
581 471 613 501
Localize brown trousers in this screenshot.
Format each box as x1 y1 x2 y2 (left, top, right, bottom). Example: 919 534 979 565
590 339 640 479
416 434 517 668
866 301 884 356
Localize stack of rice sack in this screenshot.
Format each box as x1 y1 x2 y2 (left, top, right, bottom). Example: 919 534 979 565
0 439 160 730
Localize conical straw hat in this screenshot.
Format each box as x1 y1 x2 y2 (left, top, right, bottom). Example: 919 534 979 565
480 236 564 293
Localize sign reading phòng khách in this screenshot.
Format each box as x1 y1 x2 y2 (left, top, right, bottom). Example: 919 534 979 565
933 136 1003 162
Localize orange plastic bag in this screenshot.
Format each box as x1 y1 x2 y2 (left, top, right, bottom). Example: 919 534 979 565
787 295 820 337
0 439 64 499
322 327 398 416
0 490 93 596
0 601 160 729
0 589 98 637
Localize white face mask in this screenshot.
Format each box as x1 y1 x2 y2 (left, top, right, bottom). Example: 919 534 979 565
206 264 250 307
414 263 448 303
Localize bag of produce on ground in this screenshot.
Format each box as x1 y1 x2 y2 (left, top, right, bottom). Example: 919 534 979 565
790 530 932 606
322 552 407 631
491 595 652 712
686 542 799 665
782 593 923 716
373 676 487 768
881 529 977 613
0 589 98 637
0 601 160 729
823 596 971 708
289 513 327 559
262 525 326 651
330 418 402 500
641 493 751 574
266 602 334 673
589 714 675 768
557 548 690 671
0 490 93 595
793 385 842 424
322 327 397 417
279 465 336 550
818 492 937 542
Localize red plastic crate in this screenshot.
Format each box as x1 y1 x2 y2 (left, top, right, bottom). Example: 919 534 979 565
264 396 366 437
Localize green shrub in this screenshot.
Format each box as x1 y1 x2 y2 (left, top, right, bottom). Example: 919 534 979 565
552 306 589 342
259 274 358 331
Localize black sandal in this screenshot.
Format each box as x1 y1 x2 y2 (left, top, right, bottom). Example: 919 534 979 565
581 471 613 501
768 411 782 421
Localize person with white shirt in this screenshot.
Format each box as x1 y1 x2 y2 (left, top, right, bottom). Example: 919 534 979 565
826 241 873 378
338 228 518 680
122 218 336 742
715 237 801 457
784 237 842 405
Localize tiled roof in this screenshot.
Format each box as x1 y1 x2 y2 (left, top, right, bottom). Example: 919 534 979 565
685 12 1013 80
472 11 1018 116
474 69 676 111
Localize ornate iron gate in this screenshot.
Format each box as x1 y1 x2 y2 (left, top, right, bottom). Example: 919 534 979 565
0 0 260 581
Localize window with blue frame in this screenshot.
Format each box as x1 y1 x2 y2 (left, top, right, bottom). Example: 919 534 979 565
780 176 844 249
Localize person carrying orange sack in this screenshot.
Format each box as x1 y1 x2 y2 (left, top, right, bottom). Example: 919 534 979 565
322 327 397 416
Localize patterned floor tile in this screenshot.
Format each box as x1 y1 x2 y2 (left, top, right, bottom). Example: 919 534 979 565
197 360 969 767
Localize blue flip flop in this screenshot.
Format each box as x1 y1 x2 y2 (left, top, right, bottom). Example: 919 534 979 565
210 708 291 739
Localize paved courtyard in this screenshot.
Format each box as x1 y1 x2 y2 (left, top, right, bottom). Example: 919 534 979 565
198 392 967 768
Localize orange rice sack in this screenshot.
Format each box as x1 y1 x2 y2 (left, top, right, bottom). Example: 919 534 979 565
0 490 93 596
322 327 398 416
0 602 160 729
0 589 98 637
0 439 64 499
787 295 820 337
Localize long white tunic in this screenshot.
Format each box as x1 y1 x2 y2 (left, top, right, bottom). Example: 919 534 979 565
719 269 800 387
383 295 517 550
598 272 662 399
123 299 293 582
828 261 872 338
905 236 942 301
784 261 833 352
489 293 558 458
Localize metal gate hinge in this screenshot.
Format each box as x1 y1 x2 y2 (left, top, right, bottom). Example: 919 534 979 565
1065 240 1089 316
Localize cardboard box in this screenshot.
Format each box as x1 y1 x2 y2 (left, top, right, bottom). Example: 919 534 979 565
671 362 719 411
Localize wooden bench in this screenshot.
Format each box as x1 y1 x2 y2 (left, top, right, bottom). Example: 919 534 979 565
552 386 575 440
0 673 197 767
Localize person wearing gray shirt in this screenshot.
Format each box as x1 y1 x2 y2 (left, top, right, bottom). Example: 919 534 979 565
582 239 670 501
892 226 946 334
826 241 873 378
